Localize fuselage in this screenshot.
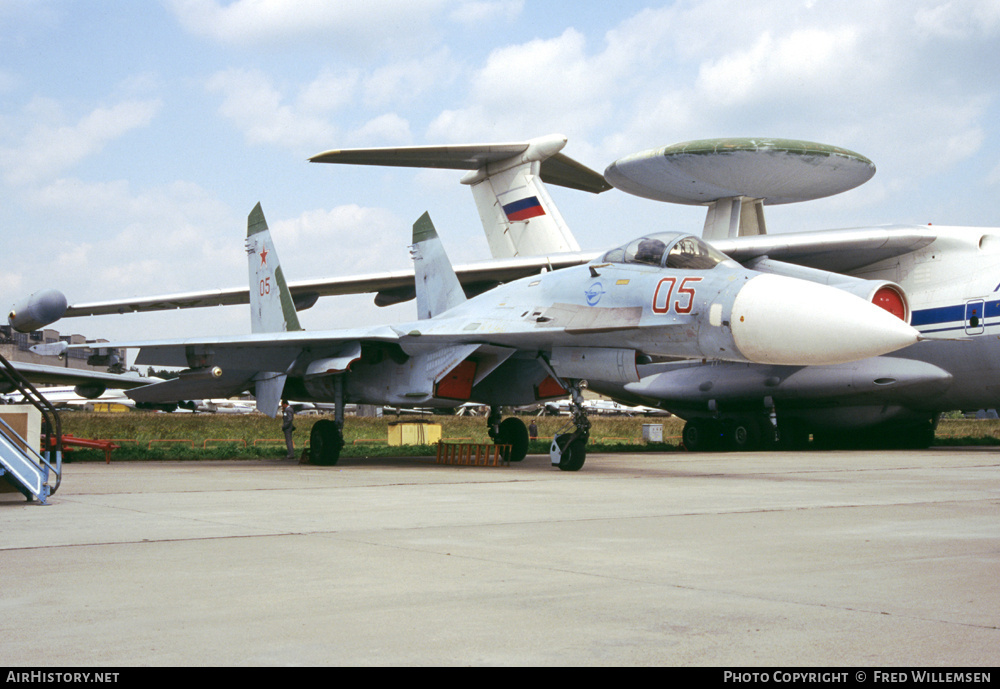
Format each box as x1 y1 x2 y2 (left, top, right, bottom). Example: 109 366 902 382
870 225 1000 411
297 231 918 409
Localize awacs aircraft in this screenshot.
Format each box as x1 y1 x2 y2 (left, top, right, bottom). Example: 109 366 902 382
31 204 917 469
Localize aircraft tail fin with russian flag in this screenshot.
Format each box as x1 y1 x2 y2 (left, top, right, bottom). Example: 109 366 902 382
310 134 610 259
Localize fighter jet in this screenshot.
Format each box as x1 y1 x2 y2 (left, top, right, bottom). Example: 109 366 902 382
31 204 918 470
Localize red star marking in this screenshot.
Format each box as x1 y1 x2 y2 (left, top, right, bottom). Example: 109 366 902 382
260 246 269 266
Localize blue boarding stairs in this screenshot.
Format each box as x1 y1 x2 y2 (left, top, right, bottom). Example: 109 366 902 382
0 354 62 505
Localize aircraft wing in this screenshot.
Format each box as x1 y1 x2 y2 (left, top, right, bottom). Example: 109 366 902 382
31 326 402 403
8 361 156 389
50 326 400 370
712 226 935 273
57 226 933 319
62 252 599 317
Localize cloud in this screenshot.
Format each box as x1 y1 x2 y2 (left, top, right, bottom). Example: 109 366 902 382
207 55 459 151
448 0 523 24
914 0 1000 39
695 28 861 108
206 68 338 149
427 28 627 142
988 160 1000 187
293 69 361 115
269 204 410 278
19 177 239 297
361 48 458 108
0 98 161 185
348 113 412 145
573 1 998 188
168 0 457 56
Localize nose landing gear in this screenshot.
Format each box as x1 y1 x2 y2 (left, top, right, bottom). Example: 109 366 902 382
549 381 591 471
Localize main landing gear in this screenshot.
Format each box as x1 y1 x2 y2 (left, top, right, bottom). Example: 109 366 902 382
681 413 939 452
681 415 775 452
310 376 345 465
310 418 344 465
549 382 591 472
487 408 529 463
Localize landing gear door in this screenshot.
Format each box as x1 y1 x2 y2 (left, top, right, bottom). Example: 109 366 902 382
965 299 985 335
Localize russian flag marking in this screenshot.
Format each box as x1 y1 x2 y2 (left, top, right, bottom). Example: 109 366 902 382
503 196 546 221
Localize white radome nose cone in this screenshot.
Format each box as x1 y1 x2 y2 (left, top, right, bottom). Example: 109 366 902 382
731 274 919 365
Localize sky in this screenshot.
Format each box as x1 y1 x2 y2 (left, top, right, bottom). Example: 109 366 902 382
3 0 1000 355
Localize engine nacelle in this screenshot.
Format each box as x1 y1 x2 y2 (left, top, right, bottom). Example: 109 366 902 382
745 257 910 323
837 281 908 322
8 289 68 333
74 383 108 400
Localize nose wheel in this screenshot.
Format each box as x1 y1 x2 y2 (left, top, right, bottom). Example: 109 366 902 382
548 381 591 471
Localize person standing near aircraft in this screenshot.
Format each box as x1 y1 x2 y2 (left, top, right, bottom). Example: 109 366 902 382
281 400 295 460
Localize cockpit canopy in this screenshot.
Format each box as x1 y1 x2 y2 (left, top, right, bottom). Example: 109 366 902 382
601 232 731 270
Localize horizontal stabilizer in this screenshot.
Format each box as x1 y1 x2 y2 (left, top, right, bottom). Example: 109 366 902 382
310 136 611 194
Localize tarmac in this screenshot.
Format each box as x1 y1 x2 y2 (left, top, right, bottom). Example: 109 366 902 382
2 447 998 667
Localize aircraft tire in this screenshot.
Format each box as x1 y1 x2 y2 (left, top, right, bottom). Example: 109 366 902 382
557 436 587 472
496 417 529 462
726 417 761 451
310 419 343 466
682 418 717 452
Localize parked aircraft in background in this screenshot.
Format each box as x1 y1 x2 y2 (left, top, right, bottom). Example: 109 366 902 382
543 397 668 417
194 399 256 414
0 385 134 409
0 354 166 409
31 204 917 469
0 359 153 398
